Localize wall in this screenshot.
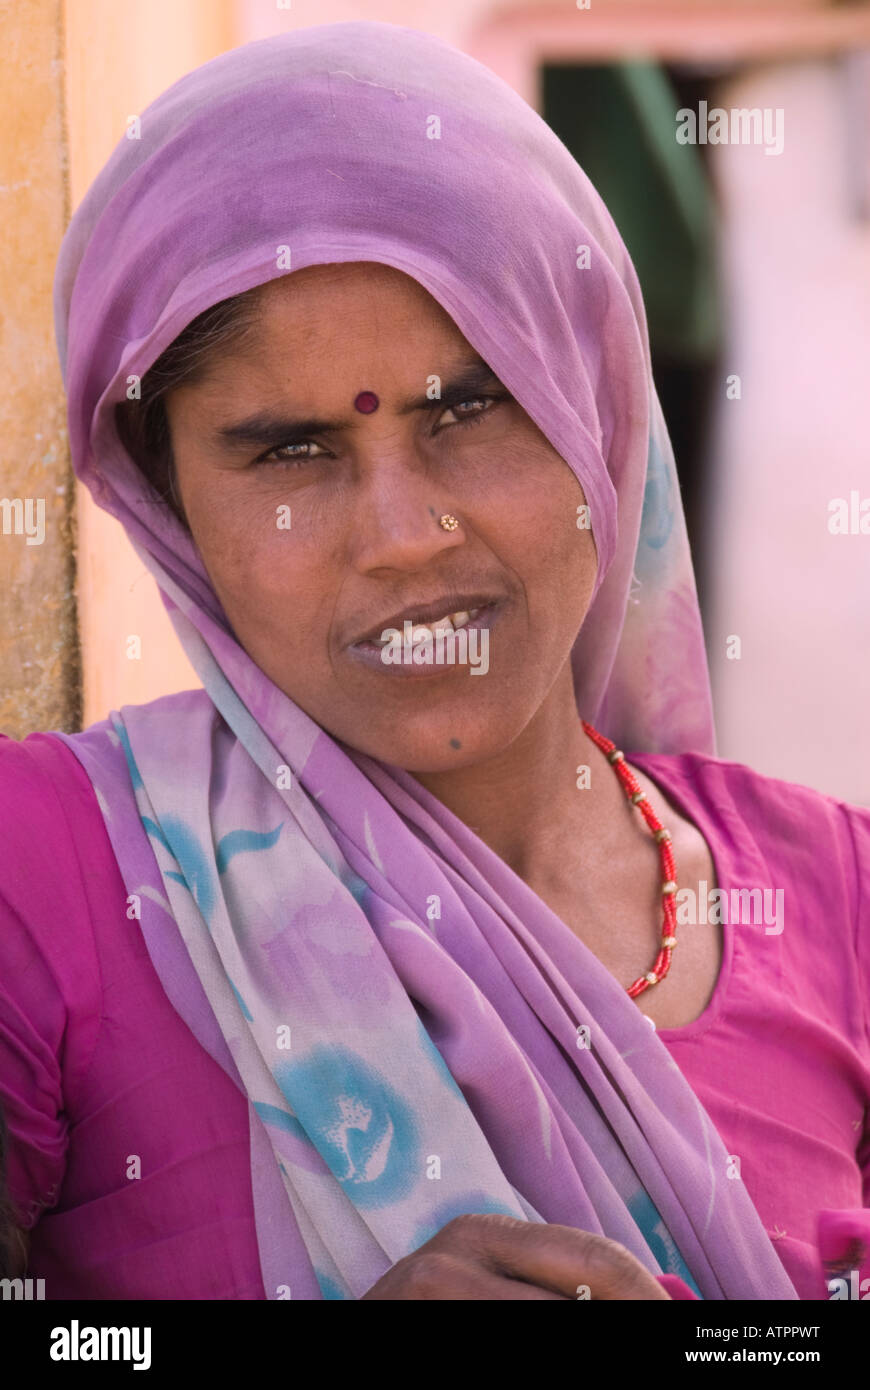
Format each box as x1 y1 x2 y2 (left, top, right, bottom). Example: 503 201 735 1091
706 57 870 803
0 0 79 736
63 0 234 727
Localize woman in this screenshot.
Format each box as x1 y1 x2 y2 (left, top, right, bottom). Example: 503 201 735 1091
1 20 868 1302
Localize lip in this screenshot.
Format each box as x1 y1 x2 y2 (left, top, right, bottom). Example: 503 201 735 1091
345 591 506 649
346 600 503 678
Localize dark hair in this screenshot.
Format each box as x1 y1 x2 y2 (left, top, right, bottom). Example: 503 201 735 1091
114 284 266 528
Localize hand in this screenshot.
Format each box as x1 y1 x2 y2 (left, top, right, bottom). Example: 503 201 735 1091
360 1213 672 1300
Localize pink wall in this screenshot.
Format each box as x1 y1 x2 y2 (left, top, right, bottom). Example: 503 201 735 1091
705 58 870 805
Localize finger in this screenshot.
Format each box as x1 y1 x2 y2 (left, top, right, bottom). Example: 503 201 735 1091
363 1249 571 1300
436 1214 670 1300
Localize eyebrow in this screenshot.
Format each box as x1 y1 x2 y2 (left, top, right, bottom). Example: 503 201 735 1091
211 357 507 450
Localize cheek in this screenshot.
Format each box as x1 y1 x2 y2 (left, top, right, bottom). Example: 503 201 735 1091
190 492 336 649
476 449 594 610
469 433 585 530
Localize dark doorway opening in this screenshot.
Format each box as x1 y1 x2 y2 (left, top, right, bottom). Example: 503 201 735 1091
541 60 731 613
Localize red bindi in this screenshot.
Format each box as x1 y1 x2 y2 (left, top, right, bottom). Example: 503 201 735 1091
354 390 379 414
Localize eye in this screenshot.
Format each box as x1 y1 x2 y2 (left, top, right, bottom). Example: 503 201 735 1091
436 394 506 430
254 438 329 467
252 391 509 469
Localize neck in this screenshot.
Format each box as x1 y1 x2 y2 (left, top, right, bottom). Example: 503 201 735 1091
411 665 623 891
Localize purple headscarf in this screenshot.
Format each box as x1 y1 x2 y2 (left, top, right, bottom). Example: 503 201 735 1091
52 20 796 1299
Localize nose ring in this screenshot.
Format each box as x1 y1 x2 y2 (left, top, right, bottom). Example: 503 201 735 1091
439 514 460 532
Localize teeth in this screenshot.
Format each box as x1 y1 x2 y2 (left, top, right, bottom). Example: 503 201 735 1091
457 606 484 627
412 607 482 638
411 617 452 643
368 605 484 646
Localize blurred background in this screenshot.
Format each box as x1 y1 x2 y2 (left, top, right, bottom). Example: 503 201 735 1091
1 0 869 802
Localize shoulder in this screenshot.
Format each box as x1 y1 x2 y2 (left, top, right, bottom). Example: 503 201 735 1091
0 690 211 918
0 726 129 889
0 726 96 809
0 729 110 985
0 690 225 944
630 747 870 948
0 689 214 810
0 720 141 1016
630 747 869 848
0 729 98 877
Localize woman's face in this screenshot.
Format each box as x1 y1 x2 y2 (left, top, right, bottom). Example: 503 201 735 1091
166 262 598 772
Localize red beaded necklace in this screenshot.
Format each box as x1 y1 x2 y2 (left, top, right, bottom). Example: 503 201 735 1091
582 720 677 999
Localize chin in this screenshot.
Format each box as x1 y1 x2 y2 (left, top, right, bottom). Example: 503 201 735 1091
344 705 527 775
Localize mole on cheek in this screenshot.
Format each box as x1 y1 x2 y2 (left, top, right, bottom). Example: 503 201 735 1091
449 738 462 750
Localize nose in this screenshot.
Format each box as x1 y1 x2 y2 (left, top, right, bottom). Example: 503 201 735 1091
349 460 466 575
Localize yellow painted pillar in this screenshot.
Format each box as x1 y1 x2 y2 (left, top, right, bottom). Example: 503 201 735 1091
0 0 80 738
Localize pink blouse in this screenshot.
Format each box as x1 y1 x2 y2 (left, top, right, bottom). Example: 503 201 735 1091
1 727 868 1299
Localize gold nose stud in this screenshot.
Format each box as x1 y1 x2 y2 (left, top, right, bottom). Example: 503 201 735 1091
439 514 459 532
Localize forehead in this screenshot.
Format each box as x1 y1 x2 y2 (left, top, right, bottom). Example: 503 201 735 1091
196 263 472 391
165 269 491 438
258 260 453 329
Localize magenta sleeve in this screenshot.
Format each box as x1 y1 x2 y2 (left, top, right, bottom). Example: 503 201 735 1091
0 734 103 1230
655 1273 699 1299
